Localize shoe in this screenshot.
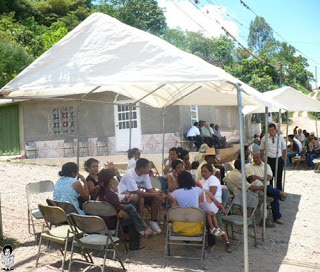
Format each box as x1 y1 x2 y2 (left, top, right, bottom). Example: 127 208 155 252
139 228 158 238
211 228 225 236
149 221 161 233
266 197 274 203
274 219 284 224
225 242 232 253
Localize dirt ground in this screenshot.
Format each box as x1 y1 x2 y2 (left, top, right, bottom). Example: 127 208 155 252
0 155 320 272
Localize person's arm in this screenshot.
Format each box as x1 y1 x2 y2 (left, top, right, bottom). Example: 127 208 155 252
163 160 171 175
209 186 217 196
87 181 95 195
168 192 178 207
130 188 166 202
168 174 178 192
73 174 89 200
249 185 264 191
282 149 287 161
206 192 226 214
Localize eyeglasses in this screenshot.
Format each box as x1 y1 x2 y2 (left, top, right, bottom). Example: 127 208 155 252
272 138 275 144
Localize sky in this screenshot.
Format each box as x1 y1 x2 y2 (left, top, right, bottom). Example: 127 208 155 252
157 0 320 82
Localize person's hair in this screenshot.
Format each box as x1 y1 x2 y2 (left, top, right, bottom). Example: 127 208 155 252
172 159 183 170
127 148 139 159
201 163 213 174
136 158 150 169
210 123 214 128
177 171 195 190
288 134 294 140
191 161 199 170
59 162 78 177
84 158 99 172
178 149 189 160
268 123 276 129
2 245 13 254
234 159 241 170
169 147 179 155
305 132 310 137
254 134 258 138
193 121 199 126
97 169 114 197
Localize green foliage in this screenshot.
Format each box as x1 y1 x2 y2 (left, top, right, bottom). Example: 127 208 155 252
0 42 33 88
248 16 274 53
42 21 68 51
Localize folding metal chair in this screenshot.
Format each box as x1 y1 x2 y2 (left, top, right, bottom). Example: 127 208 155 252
68 213 126 272
83 201 127 251
164 207 206 268
36 204 75 272
26 180 54 239
221 192 259 247
46 199 79 215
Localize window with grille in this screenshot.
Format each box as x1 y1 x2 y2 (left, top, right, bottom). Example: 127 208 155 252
48 106 75 135
190 105 199 126
117 105 138 129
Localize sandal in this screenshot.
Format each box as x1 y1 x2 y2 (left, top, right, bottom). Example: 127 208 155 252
140 229 158 238
211 228 225 236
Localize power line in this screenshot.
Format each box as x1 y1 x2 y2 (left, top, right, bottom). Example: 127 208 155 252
239 0 320 66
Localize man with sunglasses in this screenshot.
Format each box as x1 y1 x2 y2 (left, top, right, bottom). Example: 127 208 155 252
260 123 287 191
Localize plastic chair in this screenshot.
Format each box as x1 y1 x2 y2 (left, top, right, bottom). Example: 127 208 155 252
292 147 308 169
36 204 75 272
149 161 160 177
68 213 126 272
25 141 38 158
221 192 259 247
46 199 79 215
164 207 206 268
26 180 54 239
83 201 127 251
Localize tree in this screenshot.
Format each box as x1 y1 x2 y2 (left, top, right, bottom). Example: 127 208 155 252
96 0 167 35
248 16 274 53
0 42 33 88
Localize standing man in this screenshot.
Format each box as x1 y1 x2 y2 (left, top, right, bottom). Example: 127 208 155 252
260 123 287 191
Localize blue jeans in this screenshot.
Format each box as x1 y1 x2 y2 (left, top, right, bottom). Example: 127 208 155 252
306 152 320 168
267 184 281 220
287 151 299 166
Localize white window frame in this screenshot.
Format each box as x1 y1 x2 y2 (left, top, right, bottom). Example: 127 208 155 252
190 105 199 126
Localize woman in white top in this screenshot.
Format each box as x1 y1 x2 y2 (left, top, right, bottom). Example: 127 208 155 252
200 164 231 250
127 148 141 169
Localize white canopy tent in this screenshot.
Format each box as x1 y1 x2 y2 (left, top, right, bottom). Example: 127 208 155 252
0 13 287 272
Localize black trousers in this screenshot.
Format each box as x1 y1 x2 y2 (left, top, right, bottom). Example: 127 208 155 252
267 157 284 191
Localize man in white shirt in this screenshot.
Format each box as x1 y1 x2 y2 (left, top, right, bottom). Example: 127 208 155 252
118 158 166 233
295 128 306 147
260 123 287 191
187 122 204 151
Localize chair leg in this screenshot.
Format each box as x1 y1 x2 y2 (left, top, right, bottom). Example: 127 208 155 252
68 237 76 272
253 218 257 247
35 235 43 267
109 237 126 270
28 210 31 233
61 235 69 272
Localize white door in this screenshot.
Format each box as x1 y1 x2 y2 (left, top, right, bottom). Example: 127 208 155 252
114 102 142 152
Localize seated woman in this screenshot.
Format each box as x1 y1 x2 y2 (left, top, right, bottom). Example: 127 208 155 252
84 158 99 196
92 169 158 250
54 162 89 214
127 148 141 169
178 150 192 171
168 160 185 193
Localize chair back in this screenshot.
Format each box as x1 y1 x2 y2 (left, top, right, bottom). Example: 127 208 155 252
167 207 205 223
150 177 161 190
83 201 117 217
46 199 78 214
232 192 259 209
38 204 68 227
149 161 160 177
69 214 107 234
26 180 54 195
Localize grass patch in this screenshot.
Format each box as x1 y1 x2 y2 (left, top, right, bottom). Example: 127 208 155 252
0 236 20 249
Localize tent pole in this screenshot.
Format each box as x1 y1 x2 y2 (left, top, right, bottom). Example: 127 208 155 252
262 107 269 242
161 108 166 176
274 109 282 188
316 117 319 138
283 111 289 191
129 103 133 150
165 86 202 108
76 100 80 167
235 83 249 272
133 84 166 104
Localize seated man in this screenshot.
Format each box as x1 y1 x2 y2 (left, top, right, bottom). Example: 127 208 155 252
247 153 286 225
118 158 166 233
213 124 222 140
287 134 302 167
295 128 306 147
196 148 221 181
186 122 204 151
200 121 217 148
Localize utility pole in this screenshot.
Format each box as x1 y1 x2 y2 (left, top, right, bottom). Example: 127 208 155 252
315 66 318 89
279 63 283 87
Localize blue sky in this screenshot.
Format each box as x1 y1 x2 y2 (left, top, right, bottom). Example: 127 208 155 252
158 0 320 78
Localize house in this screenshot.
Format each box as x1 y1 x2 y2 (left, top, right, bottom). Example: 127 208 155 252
0 95 240 158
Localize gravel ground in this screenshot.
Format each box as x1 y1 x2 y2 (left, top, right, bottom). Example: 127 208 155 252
0 159 320 272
